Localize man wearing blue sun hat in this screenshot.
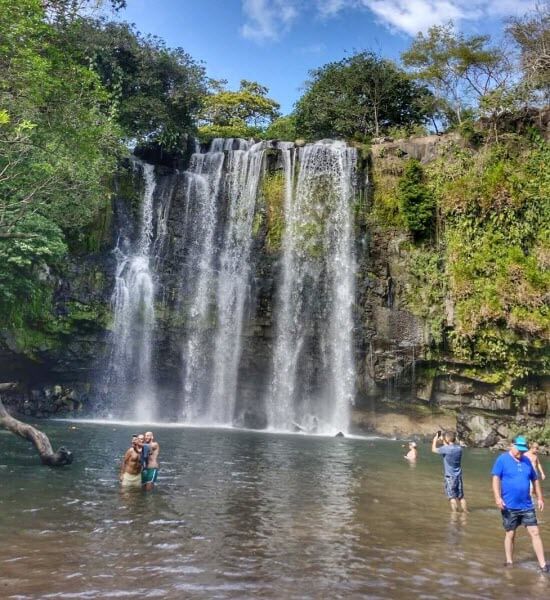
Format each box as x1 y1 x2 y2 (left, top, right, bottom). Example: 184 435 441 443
492 435 548 572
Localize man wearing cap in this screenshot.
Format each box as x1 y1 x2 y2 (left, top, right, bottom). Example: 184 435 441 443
491 435 548 572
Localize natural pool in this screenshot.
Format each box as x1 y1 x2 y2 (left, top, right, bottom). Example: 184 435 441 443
1 422 549 599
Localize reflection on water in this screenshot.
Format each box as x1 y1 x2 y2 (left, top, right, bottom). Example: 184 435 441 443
0 424 549 599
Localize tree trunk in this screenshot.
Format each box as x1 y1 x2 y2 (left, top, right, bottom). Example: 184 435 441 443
0 383 73 466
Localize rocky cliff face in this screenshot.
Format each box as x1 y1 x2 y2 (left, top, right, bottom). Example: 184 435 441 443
1 137 548 446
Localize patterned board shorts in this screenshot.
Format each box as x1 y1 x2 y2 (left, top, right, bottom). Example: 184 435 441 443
501 508 538 531
444 475 464 499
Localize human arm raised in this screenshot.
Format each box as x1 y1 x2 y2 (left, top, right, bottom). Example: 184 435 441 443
431 433 441 454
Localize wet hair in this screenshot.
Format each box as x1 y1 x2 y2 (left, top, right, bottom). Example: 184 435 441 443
444 431 457 443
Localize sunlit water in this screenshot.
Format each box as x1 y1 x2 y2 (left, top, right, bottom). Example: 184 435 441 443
1 423 549 599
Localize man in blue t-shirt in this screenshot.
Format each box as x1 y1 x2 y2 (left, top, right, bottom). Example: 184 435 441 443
492 435 548 572
432 430 467 512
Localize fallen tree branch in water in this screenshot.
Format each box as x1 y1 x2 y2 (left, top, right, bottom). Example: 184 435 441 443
0 383 73 466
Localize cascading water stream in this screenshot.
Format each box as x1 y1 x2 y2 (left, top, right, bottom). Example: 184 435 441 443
206 141 265 424
107 161 158 421
180 150 225 421
267 141 357 434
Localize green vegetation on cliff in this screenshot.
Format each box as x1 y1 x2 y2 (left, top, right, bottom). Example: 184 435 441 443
370 132 549 382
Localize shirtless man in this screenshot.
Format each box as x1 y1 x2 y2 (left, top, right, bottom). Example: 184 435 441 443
142 431 160 491
404 441 418 462
526 442 546 495
526 442 546 482
119 434 143 488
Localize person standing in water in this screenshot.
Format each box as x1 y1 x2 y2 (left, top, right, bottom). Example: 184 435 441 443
119 434 143 488
525 442 546 486
141 431 160 491
404 441 418 462
432 431 467 512
492 436 548 571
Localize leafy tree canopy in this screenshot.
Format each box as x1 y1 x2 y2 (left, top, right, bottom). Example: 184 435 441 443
506 3 550 103
0 0 121 312
62 18 208 150
265 114 298 141
294 51 432 141
198 79 280 142
401 23 509 125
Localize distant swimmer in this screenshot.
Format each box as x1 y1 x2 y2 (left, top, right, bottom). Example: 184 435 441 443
119 434 143 488
404 441 418 462
142 431 160 491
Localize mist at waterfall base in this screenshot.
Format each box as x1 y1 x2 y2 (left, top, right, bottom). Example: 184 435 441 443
104 139 357 435
2 423 550 599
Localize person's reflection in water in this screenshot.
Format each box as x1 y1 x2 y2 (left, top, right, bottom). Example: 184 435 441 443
447 510 467 546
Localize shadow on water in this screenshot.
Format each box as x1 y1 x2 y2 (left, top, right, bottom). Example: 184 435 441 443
0 423 549 599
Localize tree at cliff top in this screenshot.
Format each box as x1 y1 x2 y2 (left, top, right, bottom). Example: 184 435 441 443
61 17 208 151
293 51 432 141
265 114 298 141
401 23 510 127
506 3 550 104
0 0 121 321
198 79 280 142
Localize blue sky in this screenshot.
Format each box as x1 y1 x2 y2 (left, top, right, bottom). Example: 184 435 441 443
113 0 537 114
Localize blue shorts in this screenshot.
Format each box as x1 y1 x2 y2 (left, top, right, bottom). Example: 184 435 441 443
501 508 538 531
444 475 464 499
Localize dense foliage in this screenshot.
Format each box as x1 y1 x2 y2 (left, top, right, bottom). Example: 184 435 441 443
64 18 208 150
397 160 435 238
0 0 121 321
198 80 280 142
294 51 432 140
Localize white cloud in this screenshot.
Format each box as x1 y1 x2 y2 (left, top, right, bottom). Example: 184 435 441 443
357 0 538 36
241 0 299 42
240 0 538 42
316 0 352 18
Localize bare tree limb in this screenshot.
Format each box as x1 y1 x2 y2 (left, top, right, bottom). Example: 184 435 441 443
0 385 73 467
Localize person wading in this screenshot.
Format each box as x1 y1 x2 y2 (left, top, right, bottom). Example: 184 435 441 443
119 434 143 488
432 430 467 512
142 430 160 491
491 435 549 572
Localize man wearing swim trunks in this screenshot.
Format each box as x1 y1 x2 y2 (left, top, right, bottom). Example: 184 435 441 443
119 434 143 488
492 435 548 572
142 431 160 491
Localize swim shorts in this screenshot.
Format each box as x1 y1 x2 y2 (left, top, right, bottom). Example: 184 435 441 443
444 475 464 499
121 472 142 488
501 508 538 531
141 467 158 485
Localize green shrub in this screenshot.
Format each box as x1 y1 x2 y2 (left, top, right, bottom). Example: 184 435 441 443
398 159 435 238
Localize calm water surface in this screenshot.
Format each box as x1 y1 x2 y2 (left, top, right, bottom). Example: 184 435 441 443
1 423 549 599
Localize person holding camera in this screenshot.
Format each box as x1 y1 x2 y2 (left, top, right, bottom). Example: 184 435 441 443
432 430 467 512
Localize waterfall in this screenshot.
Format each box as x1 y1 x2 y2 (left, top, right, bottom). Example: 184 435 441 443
180 150 225 421
267 141 357 434
178 139 266 425
206 141 265 424
107 162 158 421
103 138 357 433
